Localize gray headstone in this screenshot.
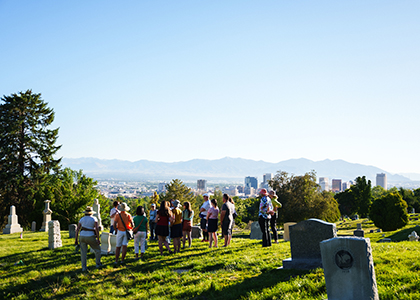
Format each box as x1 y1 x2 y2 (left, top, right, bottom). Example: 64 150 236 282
369 230 374 233
320 237 379 300
48 220 62 249
191 226 202 239
378 238 391 243
354 229 364 237
408 231 419 241
31 221 36 232
250 221 262 240
40 200 52 232
283 218 337 270
357 223 362 230
69 224 77 238
376 229 381 233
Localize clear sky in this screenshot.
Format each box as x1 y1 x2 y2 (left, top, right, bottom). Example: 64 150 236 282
1 1 419 174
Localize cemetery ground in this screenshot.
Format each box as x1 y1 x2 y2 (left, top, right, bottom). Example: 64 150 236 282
1 217 420 300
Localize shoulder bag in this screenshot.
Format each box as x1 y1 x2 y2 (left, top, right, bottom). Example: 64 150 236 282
119 212 134 240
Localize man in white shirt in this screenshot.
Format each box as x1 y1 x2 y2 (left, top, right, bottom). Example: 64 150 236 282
199 193 211 242
109 201 119 234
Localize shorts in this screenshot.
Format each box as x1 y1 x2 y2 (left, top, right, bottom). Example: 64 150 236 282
200 218 207 230
116 230 128 247
222 221 232 236
170 223 183 238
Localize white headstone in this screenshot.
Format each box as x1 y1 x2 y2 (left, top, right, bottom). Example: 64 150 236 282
40 200 52 232
69 224 77 238
408 231 419 242
283 222 297 241
320 237 379 300
48 220 62 249
3 206 23 234
92 198 103 231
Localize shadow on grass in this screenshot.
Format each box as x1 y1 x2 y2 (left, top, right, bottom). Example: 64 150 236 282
188 267 317 300
388 226 420 242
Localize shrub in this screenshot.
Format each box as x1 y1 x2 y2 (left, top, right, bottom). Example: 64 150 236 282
369 192 409 231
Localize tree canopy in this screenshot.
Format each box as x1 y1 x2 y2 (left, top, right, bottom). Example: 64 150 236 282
335 176 372 217
0 90 61 227
269 170 340 224
369 192 408 231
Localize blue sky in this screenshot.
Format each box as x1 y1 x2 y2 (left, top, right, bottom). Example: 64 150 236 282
1 1 419 174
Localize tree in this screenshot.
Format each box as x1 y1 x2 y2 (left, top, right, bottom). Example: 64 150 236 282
335 176 372 218
398 188 419 213
369 193 408 231
160 179 196 221
0 90 61 227
269 170 340 224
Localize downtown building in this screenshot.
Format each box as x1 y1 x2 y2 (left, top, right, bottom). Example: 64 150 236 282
376 173 387 190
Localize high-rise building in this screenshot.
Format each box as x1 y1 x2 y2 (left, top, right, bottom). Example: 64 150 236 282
332 179 342 192
342 181 351 191
261 173 273 189
197 179 207 191
376 173 387 190
158 182 167 193
245 176 258 189
319 177 329 191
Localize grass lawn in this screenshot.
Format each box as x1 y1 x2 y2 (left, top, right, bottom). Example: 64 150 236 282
1 216 420 299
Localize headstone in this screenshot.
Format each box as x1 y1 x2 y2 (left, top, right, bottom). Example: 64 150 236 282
354 223 364 237
369 230 374 233
250 221 262 240
69 224 77 238
283 219 336 270
2 206 23 234
378 238 391 243
283 222 297 241
100 232 111 254
31 221 37 232
191 226 202 239
40 200 52 232
408 231 419 241
92 198 103 231
320 237 379 300
412 208 416 214
109 233 117 254
48 220 62 249
376 229 381 233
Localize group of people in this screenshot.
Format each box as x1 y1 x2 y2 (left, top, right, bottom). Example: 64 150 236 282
75 189 279 271
258 188 282 247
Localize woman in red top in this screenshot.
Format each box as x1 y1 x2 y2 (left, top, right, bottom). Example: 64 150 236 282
156 201 173 255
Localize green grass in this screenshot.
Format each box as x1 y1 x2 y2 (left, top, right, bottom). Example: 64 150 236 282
1 217 420 299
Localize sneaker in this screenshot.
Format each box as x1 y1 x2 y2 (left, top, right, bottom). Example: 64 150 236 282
113 261 119 265
201 239 206 242
82 268 88 272
96 263 103 269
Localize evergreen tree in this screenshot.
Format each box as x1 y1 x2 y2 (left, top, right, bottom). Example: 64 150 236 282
0 90 61 227
369 193 408 231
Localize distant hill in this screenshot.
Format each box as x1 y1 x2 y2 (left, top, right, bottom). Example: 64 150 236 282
61 157 414 184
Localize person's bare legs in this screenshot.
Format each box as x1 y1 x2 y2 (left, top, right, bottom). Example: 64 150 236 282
213 232 218 247
121 245 128 262
209 233 213 248
115 246 121 262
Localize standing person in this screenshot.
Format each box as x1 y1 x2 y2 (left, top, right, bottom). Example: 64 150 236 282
199 193 211 242
269 190 282 244
220 194 235 247
156 201 173 255
258 189 274 247
149 203 157 240
75 206 102 271
206 199 219 248
114 202 134 264
109 201 119 234
133 206 148 261
182 201 194 249
170 200 183 253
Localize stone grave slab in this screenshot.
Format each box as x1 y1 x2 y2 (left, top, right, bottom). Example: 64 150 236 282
250 221 262 240
191 226 202 239
320 237 379 300
3 206 23 234
69 224 77 238
283 218 336 270
48 220 62 249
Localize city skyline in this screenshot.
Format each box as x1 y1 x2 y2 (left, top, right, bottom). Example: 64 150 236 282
1 1 419 174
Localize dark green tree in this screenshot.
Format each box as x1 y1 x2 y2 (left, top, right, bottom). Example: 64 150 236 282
352 176 372 217
0 90 61 227
398 188 419 213
269 170 340 224
160 179 196 221
369 193 408 231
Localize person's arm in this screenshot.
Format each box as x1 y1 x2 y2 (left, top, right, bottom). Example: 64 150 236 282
220 210 226 223
94 221 101 245
75 222 82 245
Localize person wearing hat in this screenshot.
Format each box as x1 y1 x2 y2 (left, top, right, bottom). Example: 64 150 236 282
75 206 102 271
149 203 157 240
258 188 274 247
170 200 183 253
114 202 134 264
199 193 211 242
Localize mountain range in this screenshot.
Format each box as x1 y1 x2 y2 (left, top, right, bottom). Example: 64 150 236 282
61 157 417 184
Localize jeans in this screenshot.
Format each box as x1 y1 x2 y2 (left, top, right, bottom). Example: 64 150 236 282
258 216 271 247
149 221 156 240
270 211 278 242
80 235 101 270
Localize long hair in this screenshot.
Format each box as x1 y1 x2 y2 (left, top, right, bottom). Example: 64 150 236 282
183 201 192 218
158 200 170 217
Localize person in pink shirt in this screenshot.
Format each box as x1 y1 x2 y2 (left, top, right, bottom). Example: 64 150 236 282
206 199 219 248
